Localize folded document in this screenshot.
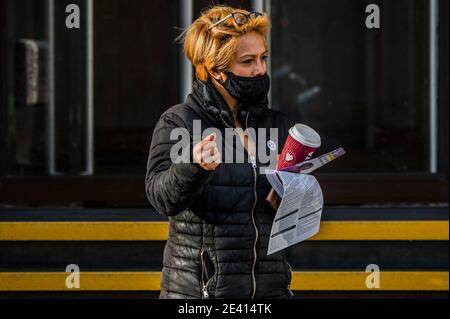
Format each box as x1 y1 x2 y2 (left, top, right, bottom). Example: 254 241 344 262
265 148 345 255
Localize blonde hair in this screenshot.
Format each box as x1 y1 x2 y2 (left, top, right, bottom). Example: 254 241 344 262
179 5 270 82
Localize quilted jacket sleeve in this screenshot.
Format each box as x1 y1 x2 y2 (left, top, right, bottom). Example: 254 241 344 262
145 111 213 216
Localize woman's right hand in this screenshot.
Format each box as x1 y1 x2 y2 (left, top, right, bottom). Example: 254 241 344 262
193 133 221 171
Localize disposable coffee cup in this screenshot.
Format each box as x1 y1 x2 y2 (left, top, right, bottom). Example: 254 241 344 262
266 124 321 209
277 124 321 170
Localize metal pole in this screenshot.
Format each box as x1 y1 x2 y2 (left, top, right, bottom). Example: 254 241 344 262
81 0 94 175
180 0 193 103
252 0 264 13
429 0 439 173
47 0 57 175
255 0 272 108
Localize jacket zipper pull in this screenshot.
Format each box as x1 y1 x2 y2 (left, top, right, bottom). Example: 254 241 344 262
202 285 209 298
200 249 210 298
287 262 294 297
250 155 257 169
288 286 294 297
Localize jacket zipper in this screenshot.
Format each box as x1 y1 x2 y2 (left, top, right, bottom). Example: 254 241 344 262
286 261 294 297
218 111 259 299
246 112 259 299
250 156 258 298
200 249 213 298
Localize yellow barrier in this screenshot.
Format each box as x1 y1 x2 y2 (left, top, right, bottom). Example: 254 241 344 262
0 221 448 241
0 271 447 291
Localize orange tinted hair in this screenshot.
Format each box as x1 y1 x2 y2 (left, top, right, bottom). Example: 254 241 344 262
179 5 270 81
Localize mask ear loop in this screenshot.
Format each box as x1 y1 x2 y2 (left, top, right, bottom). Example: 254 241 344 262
212 68 228 86
213 71 247 128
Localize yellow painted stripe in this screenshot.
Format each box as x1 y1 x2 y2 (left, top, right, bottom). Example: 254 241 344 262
290 271 449 291
310 221 449 241
0 221 448 241
0 272 161 291
0 272 447 291
0 222 169 241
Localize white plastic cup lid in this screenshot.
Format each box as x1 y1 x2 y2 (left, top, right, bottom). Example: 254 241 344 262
289 124 321 148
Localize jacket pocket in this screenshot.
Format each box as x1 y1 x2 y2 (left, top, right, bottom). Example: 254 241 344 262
199 249 215 298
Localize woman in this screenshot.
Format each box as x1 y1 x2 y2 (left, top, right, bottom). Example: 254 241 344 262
145 5 295 299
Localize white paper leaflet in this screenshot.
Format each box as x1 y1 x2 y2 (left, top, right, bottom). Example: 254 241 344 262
265 148 345 255
266 171 323 255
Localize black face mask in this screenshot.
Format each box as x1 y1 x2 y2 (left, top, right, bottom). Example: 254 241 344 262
221 71 270 107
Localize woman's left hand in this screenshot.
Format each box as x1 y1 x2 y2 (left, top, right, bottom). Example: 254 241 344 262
266 154 281 211
266 188 280 211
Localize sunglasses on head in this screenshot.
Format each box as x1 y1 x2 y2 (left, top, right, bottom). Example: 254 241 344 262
208 11 263 30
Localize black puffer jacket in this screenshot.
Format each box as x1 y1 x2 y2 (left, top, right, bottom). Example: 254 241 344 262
145 79 295 299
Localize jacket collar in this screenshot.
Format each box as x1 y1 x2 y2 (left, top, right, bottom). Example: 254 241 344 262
190 79 235 128
189 78 270 129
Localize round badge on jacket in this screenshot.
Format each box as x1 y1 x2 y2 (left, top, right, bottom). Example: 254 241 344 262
267 140 277 151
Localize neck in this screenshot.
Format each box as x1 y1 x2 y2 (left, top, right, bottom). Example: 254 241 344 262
211 78 239 122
